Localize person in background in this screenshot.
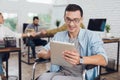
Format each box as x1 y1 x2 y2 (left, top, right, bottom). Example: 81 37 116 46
25 16 47 58
37 4 108 80
0 12 34 80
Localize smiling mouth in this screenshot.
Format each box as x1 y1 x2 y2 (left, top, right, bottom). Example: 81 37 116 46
69 26 75 30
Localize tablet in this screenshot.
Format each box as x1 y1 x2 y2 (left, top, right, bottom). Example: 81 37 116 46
50 41 76 67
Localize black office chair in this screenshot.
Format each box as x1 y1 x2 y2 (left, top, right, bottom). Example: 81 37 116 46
22 23 33 64
22 23 48 64
23 23 29 45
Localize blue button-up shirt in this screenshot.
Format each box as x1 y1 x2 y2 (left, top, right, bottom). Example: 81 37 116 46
43 29 108 80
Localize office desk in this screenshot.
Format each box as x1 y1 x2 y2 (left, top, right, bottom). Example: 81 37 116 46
0 47 21 80
101 38 120 75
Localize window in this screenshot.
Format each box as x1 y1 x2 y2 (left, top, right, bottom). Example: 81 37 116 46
7 0 19 1
3 13 18 31
27 13 51 29
26 0 53 4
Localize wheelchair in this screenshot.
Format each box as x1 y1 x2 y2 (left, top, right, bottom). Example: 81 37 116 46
31 58 108 80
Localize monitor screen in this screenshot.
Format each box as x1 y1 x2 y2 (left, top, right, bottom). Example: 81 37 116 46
87 19 106 31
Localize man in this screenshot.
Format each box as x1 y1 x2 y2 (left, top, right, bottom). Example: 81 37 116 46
37 4 108 80
25 16 47 58
0 12 34 80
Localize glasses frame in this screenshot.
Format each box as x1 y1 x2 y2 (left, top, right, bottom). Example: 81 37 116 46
64 17 81 24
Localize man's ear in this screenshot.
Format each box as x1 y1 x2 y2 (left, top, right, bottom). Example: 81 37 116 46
80 17 83 23
64 16 66 21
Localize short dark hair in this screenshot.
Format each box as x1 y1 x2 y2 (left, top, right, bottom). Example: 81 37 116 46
0 12 2 15
33 16 39 21
0 13 3 18
64 4 83 17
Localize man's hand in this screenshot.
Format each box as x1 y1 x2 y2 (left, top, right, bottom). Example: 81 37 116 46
37 49 50 59
40 29 47 35
63 50 80 65
29 32 37 37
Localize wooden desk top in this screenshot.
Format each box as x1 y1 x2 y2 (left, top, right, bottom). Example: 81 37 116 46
103 38 120 43
0 47 21 53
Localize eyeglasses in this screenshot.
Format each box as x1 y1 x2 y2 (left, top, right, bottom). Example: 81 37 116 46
65 17 81 24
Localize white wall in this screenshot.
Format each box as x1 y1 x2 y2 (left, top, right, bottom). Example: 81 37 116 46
52 0 82 28
0 0 53 32
79 0 120 64
53 0 120 34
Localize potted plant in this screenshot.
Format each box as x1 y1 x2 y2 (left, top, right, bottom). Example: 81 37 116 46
105 24 111 37
105 24 111 33
55 20 61 28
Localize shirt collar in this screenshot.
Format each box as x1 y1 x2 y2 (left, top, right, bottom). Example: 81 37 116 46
79 29 88 40
64 29 86 43
78 29 87 48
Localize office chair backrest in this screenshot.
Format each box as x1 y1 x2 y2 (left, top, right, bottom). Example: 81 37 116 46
23 23 29 44
23 23 29 33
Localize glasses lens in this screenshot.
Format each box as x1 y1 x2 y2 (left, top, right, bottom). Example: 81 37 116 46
65 17 80 24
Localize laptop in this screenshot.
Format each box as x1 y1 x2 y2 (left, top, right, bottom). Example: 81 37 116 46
87 18 106 32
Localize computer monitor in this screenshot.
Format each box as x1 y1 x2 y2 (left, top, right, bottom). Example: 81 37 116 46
87 18 106 32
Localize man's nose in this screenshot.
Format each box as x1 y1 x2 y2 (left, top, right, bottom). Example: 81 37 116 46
69 20 75 26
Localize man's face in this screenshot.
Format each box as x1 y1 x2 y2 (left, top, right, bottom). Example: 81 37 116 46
0 14 4 24
64 10 83 33
33 19 39 26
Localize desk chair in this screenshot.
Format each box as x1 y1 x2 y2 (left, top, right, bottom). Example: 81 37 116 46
22 23 37 64
31 59 103 80
22 23 48 65
22 23 33 64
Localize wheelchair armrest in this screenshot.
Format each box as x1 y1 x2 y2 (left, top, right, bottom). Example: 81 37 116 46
34 58 50 63
32 59 50 80
85 65 97 70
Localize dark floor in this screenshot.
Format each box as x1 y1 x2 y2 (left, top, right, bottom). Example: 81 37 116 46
2 53 120 80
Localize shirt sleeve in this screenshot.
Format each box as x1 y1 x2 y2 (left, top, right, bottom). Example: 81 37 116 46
90 32 108 64
5 27 22 38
